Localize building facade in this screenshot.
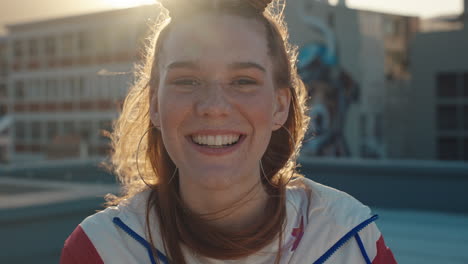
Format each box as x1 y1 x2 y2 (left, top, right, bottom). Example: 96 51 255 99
5 6 160 162
284 0 419 159
0 37 11 163
407 0 468 161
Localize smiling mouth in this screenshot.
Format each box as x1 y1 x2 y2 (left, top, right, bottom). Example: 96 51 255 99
190 134 242 148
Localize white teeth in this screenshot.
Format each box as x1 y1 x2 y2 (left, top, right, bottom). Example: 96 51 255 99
208 136 215 145
191 134 241 146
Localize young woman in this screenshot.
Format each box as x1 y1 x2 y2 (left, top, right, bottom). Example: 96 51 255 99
60 0 396 263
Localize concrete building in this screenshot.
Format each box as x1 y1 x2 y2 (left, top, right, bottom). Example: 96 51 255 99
6 6 160 162
407 0 468 161
0 37 11 163
284 0 419 159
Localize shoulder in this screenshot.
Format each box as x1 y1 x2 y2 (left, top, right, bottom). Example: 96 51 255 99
60 225 104 264
287 178 397 264
60 206 122 264
60 190 155 264
288 177 371 226
79 190 150 239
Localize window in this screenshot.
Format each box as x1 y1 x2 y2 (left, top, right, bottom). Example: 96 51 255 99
327 13 335 28
437 137 459 160
68 77 77 98
13 40 23 58
78 31 92 54
437 105 458 130
45 36 56 56
15 122 26 140
33 80 40 98
78 76 85 98
437 73 458 98
40 80 48 100
95 29 111 54
464 105 468 130
29 39 38 57
14 81 25 100
0 62 7 77
463 73 468 97
63 121 76 135
0 104 7 115
0 44 6 59
47 121 58 141
464 138 468 161
80 120 93 141
360 114 367 138
62 34 74 55
384 20 395 35
31 121 42 140
46 79 58 101
25 80 33 100
0 83 7 97
375 113 383 143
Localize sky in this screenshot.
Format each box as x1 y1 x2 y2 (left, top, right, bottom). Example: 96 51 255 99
0 0 464 35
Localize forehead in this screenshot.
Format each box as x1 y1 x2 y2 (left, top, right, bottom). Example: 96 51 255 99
159 14 270 69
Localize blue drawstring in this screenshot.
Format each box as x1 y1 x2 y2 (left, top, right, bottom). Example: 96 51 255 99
355 233 372 264
313 214 378 264
113 217 169 264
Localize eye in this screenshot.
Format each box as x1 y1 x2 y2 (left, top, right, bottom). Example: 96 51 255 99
172 78 201 86
231 78 257 86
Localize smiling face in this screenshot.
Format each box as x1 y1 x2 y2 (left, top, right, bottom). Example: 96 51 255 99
150 14 290 192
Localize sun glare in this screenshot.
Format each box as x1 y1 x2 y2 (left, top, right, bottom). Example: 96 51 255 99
103 0 156 8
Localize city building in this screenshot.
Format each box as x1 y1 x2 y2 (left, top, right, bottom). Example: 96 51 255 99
284 0 419 159
407 0 468 161
6 6 160 162
0 37 11 163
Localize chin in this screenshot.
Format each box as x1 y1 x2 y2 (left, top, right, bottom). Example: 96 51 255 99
193 173 241 191
179 166 250 191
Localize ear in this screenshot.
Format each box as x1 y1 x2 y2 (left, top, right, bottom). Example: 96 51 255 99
272 87 291 131
149 89 160 129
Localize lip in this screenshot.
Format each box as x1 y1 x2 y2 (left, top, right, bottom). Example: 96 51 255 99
186 130 246 156
188 129 245 136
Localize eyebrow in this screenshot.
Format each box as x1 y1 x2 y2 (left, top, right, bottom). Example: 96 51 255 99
166 61 200 70
228 62 266 72
166 61 266 72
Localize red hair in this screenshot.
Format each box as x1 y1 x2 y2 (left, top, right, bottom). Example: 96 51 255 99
106 1 309 263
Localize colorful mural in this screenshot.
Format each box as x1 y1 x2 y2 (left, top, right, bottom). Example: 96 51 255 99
298 43 359 157
296 3 359 157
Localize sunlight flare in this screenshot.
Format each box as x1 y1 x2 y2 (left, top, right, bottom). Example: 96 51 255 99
102 0 156 8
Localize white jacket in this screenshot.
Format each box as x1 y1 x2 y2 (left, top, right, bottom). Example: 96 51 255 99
60 178 396 263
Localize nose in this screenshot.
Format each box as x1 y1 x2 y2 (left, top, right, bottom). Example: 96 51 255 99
195 81 232 118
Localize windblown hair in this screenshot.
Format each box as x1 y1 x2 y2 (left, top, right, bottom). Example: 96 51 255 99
106 0 309 263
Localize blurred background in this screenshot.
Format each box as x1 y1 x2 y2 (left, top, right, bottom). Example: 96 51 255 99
0 0 467 263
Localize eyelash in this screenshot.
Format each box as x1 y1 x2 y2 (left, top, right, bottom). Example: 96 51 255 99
231 78 257 86
170 77 258 89
172 79 201 86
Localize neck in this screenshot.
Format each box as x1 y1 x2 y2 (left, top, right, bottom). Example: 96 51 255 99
178 174 269 231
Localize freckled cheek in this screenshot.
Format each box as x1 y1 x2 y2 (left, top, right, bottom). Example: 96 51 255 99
238 101 275 128
159 98 193 131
